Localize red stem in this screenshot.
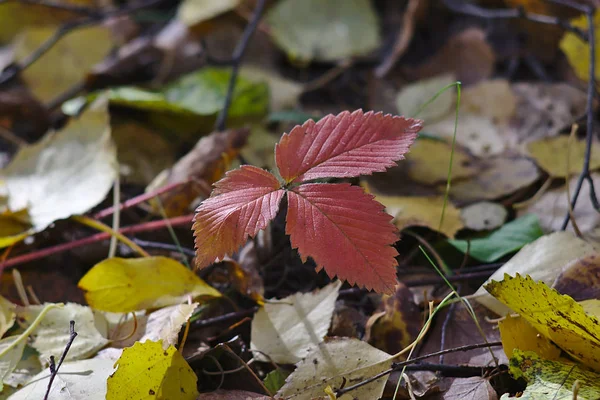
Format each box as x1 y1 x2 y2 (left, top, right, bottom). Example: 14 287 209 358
0 214 194 273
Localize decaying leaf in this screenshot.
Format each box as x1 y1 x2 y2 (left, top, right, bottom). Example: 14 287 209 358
7 359 114 400
475 231 598 315
486 274 600 371
498 315 561 361
553 253 600 301
508 350 600 400
277 338 392 400
78 256 221 312
251 281 341 364
460 202 507 231
449 214 543 262
364 283 421 355
16 26 113 102
266 0 380 62
443 377 497 400
405 138 478 185
560 11 600 82
527 135 600 178
17 303 109 363
0 98 116 232
374 193 463 238
106 340 198 400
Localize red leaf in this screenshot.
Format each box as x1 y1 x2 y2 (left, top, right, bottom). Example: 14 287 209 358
193 165 284 269
286 183 399 294
275 109 422 183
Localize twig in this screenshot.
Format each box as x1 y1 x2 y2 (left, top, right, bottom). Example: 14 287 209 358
193 307 258 328
44 321 77 400
0 0 165 85
214 0 267 131
0 215 193 273
335 341 502 397
403 363 497 377
131 238 196 257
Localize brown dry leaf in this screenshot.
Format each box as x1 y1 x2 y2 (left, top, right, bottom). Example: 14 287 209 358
511 83 587 144
553 253 600 301
460 202 507 231
147 128 250 216
364 283 422 355
498 315 561 361
527 135 600 178
442 377 497 400
16 26 113 103
519 174 600 239
403 28 495 85
225 242 265 303
448 155 540 204
374 194 463 238
405 138 478 185
329 305 367 338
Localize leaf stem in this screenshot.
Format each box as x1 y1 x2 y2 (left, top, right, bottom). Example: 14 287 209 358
71 215 149 257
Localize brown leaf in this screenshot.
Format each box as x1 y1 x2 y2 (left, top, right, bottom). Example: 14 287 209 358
197 390 271 399
553 253 600 301
442 377 497 400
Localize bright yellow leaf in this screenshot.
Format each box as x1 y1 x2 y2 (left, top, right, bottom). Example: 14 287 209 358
0 211 32 249
78 256 221 312
485 274 600 371
106 340 198 400
498 315 561 361
560 11 600 82
527 136 600 178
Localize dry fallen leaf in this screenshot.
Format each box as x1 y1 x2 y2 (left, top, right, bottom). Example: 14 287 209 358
460 202 507 231
553 253 600 301
498 315 561 362
527 136 600 178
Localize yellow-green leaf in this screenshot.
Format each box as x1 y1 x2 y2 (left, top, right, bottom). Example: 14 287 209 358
0 295 16 338
560 11 600 82
485 274 600 371
106 340 198 400
527 135 600 178
506 350 600 400
78 256 221 312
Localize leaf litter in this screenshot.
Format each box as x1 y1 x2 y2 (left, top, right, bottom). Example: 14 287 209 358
2 1 600 399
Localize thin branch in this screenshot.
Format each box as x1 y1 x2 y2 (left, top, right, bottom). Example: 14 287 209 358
336 341 502 397
193 307 258 328
214 0 267 131
44 321 77 400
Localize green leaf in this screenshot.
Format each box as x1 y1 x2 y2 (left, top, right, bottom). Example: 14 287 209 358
264 369 289 395
448 214 543 262
266 0 380 62
108 67 269 118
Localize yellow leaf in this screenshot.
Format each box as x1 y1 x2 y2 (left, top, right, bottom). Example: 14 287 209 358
78 256 221 312
106 340 198 400
560 11 600 82
509 349 600 400
374 193 463 238
485 274 600 371
527 136 600 178
498 315 561 361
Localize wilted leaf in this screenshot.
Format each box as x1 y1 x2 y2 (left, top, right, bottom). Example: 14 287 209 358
193 165 284 269
177 0 240 27
498 315 561 361
405 138 478 185
485 274 600 371
276 110 421 183
449 214 543 262
508 350 600 400
560 11 600 82
364 283 421 355
17 303 108 362
527 136 600 178
375 193 463 238
443 377 497 400
475 231 598 315
1 98 116 231
287 183 399 294
251 281 341 364
7 359 114 400
0 295 15 338
448 155 540 203
266 0 380 62
396 74 455 121
16 26 113 103
460 202 507 231
106 340 198 400
277 338 392 400
78 257 221 312
520 174 600 239
109 67 268 119
553 253 600 301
